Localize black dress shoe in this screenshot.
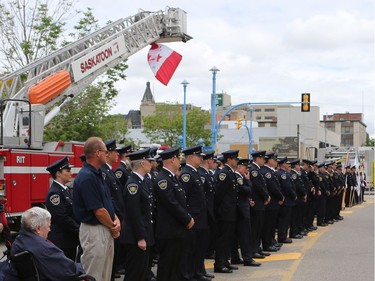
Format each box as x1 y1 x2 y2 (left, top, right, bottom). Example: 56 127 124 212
214 267 232 273
278 238 293 243
300 231 308 236
226 264 238 270
244 259 261 266
230 259 243 265
310 226 318 230
259 251 271 256
317 223 327 226
264 246 279 252
205 273 215 278
326 220 334 224
274 242 283 247
290 234 303 239
253 253 265 259
196 276 211 281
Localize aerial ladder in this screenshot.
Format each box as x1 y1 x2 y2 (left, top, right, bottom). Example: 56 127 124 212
0 7 192 149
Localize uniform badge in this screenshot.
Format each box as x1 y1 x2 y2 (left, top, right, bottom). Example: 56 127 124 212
219 173 226 181
265 172 271 179
102 172 106 180
158 179 168 190
281 174 287 180
319 176 322 182
115 171 123 179
237 177 243 185
127 183 138 195
49 194 60 206
181 174 190 182
251 170 258 177
292 174 297 180
201 176 206 183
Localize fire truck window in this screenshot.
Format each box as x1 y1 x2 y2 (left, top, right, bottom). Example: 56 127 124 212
22 117 29 126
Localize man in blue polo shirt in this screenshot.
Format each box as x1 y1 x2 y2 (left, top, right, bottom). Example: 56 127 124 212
73 137 121 281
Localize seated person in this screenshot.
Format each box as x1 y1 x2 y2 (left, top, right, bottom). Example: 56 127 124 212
11 207 85 280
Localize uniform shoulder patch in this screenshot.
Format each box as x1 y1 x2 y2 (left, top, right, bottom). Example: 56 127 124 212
115 171 123 178
292 174 297 180
237 177 243 185
158 179 168 190
219 173 227 181
49 194 60 206
181 174 190 182
251 170 258 177
127 183 138 195
281 174 287 180
200 176 206 183
265 172 272 179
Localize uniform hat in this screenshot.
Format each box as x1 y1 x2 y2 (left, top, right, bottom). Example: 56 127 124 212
310 160 318 165
265 152 277 160
104 139 120 152
345 164 351 169
222 150 239 160
46 156 73 175
117 144 132 155
318 163 327 168
159 147 181 160
336 163 342 168
149 147 159 159
277 157 288 165
127 148 155 161
351 165 356 169
251 150 266 158
79 153 86 163
289 159 301 166
202 150 215 160
302 159 311 165
183 145 205 156
238 158 250 166
216 156 224 163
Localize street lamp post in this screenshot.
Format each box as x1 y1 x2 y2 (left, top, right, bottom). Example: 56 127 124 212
181 80 189 150
209 66 220 151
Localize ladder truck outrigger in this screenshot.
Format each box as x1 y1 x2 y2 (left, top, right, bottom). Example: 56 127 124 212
0 7 192 228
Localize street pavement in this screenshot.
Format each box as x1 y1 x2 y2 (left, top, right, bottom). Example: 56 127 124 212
1 195 373 281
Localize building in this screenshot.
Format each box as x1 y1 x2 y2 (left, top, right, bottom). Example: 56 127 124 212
320 113 367 147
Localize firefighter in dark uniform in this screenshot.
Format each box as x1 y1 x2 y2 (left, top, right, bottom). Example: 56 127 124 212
178 145 210 281
120 148 155 281
248 150 270 258
301 159 317 231
317 163 329 226
197 150 216 276
213 150 239 274
276 157 297 243
344 165 353 207
154 147 194 281
100 139 127 280
289 159 307 238
325 163 336 224
333 163 345 220
232 158 261 266
307 161 320 229
114 144 133 188
260 152 284 252
46 156 80 261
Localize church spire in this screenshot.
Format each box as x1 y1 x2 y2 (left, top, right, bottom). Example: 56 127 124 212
141 81 155 104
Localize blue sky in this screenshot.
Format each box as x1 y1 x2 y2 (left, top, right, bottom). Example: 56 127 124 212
75 0 374 137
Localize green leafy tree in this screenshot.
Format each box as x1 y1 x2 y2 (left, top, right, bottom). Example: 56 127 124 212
143 104 211 147
366 136 375 146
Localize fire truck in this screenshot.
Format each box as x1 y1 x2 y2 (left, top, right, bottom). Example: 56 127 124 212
0 7 191 228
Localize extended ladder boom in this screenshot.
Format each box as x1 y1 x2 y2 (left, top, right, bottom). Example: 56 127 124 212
0 7 191 149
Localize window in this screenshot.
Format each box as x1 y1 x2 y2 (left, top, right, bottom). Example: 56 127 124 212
256 116 261 120
258 123 265 127
264 108 275 112
264 116 274 120
254 108 261 112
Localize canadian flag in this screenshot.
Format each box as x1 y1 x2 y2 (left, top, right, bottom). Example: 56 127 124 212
147 43 182 86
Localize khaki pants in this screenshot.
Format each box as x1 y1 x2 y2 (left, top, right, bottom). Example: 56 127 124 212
80 223 114 281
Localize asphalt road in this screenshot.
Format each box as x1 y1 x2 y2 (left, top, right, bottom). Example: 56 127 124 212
2 195 373 281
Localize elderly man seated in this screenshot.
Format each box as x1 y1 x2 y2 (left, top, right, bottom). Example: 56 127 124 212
11 207 86 280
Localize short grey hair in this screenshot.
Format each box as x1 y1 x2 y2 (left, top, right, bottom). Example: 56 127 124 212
21 207 51 232
130 159 143 171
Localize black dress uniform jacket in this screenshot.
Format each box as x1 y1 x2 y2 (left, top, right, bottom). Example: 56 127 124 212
260 165 284 209
46 181 80 249
114 161 132 188
235 173 251 219
179 165 208 229
290 170 306 199
198 166 216 224
121 172 154 246
249 163 269 211
154 168 192 239
101 163 126 221
214 164 238 222
276 169 297 206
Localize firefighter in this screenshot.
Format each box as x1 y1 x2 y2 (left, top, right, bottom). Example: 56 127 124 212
114 144 133 188
45 156 80 261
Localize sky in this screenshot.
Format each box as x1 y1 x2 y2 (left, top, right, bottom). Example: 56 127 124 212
75 0 374 137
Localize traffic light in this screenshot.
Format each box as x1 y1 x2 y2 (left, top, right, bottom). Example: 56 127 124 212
301 93 310 112
237 117 242 130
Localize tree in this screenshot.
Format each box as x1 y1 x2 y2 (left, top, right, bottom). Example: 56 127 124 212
0 0 76 72
365 136 375 146
143 104 211 147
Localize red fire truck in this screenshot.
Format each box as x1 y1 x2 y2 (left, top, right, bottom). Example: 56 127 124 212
0 7 191 228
